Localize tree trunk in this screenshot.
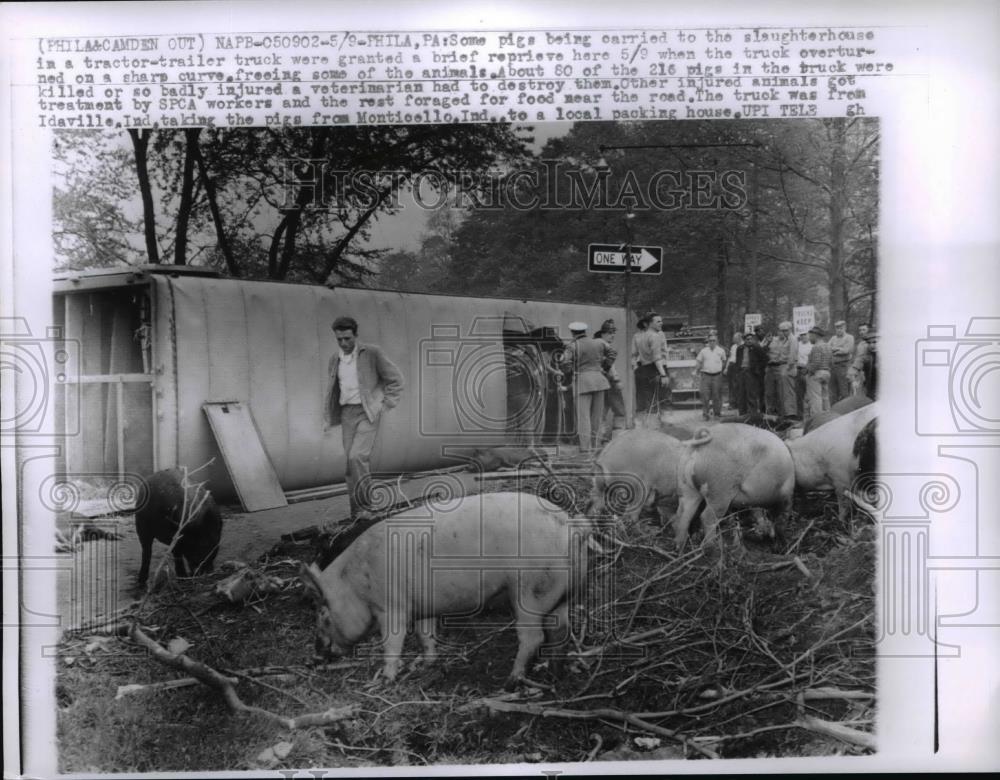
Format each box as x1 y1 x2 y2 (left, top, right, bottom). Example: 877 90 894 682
192 136 240 277
173 128 200 266
746 163 760 313
275 129 330 279
715 241 729 337
128 129 159 265
827 120 848 323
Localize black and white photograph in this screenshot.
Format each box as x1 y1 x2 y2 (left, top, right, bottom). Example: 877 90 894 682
2 2 998 778
45 117 880 771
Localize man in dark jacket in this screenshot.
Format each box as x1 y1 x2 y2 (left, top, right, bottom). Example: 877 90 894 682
561 321 611 453
323 316 405 520
735 331 767 415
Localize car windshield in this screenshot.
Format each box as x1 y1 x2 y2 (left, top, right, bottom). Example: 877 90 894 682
665 340 701 361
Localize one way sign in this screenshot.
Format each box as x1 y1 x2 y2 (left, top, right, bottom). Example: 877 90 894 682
587 244 663 275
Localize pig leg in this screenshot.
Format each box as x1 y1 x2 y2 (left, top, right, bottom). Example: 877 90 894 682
135 515 156 585
378 613 409 682
672 490 704 551
173 549 190 578
137 540 153 585
414 618 438 667
543 598 570 677
507 606 546 688
698 496 729 555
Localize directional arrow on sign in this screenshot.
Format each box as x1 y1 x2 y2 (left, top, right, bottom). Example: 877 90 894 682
587 243 663 275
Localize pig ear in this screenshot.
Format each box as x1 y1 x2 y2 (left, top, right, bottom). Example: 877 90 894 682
298 561 326 601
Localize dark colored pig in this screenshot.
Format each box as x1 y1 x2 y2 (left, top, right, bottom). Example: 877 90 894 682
803 410 842 435
831 395 873 415
854 418 877 479
135 468 223 585
802 397 873 434
786 404 878 523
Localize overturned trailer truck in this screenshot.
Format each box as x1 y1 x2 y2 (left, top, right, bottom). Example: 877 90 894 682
53 266 628 504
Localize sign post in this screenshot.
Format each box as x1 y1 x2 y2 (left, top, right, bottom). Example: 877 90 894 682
744 313 762 334
587 244 663 275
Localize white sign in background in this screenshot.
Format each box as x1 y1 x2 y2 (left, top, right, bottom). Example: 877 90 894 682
793 304 815 335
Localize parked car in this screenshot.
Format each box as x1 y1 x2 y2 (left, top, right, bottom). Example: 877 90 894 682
664 334 705 404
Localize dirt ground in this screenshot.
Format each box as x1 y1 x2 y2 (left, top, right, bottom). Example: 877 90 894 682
55 406 877 771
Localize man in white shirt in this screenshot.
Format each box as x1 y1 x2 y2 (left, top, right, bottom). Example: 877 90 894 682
323 316 405 521
794 331 812 419
695 333 729 420
828 319 855 404
630 312 671 427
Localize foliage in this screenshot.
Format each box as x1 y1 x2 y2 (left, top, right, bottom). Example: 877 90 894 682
53 124 532 283
433 119 878 332
52 119 877 331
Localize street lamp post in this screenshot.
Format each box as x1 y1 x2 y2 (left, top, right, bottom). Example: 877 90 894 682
596 140 763 427
623 208 636 427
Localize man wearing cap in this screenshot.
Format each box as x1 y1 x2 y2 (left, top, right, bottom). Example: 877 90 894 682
804 326 832 420
695 332 729 420
595 320 626 443
735 331 767 415
828 320 855 404
764 321 796 418
323 316 405 521
561 321 611 453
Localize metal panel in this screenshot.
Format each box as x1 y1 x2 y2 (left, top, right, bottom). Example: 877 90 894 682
202 401 287 511
142 276 626 498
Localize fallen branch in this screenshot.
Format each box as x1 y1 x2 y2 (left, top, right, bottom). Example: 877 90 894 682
116 660 363 699
570 625 679 659
464 697 719 759
792 556 815 580
129 622 357 728
785 517 816 555
800 687 873 702
116 677 205 699
63 606 139 637
797 714 876 750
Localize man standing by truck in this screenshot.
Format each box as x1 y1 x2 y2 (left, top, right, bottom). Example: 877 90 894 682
695 332 728 420
323 316 405 521
561 321 611 453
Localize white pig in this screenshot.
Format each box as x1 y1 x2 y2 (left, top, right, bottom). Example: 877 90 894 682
785 403 879 523
590 428 685 523
673 424 796 554
299 491 593 685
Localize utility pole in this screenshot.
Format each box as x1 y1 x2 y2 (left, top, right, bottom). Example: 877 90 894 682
596 140 763 429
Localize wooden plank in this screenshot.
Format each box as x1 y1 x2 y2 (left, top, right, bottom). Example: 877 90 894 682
202 401 287 512
285 484 349 504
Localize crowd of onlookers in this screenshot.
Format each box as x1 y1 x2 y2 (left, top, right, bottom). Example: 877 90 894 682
506 312 878 454
719 319 878 422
